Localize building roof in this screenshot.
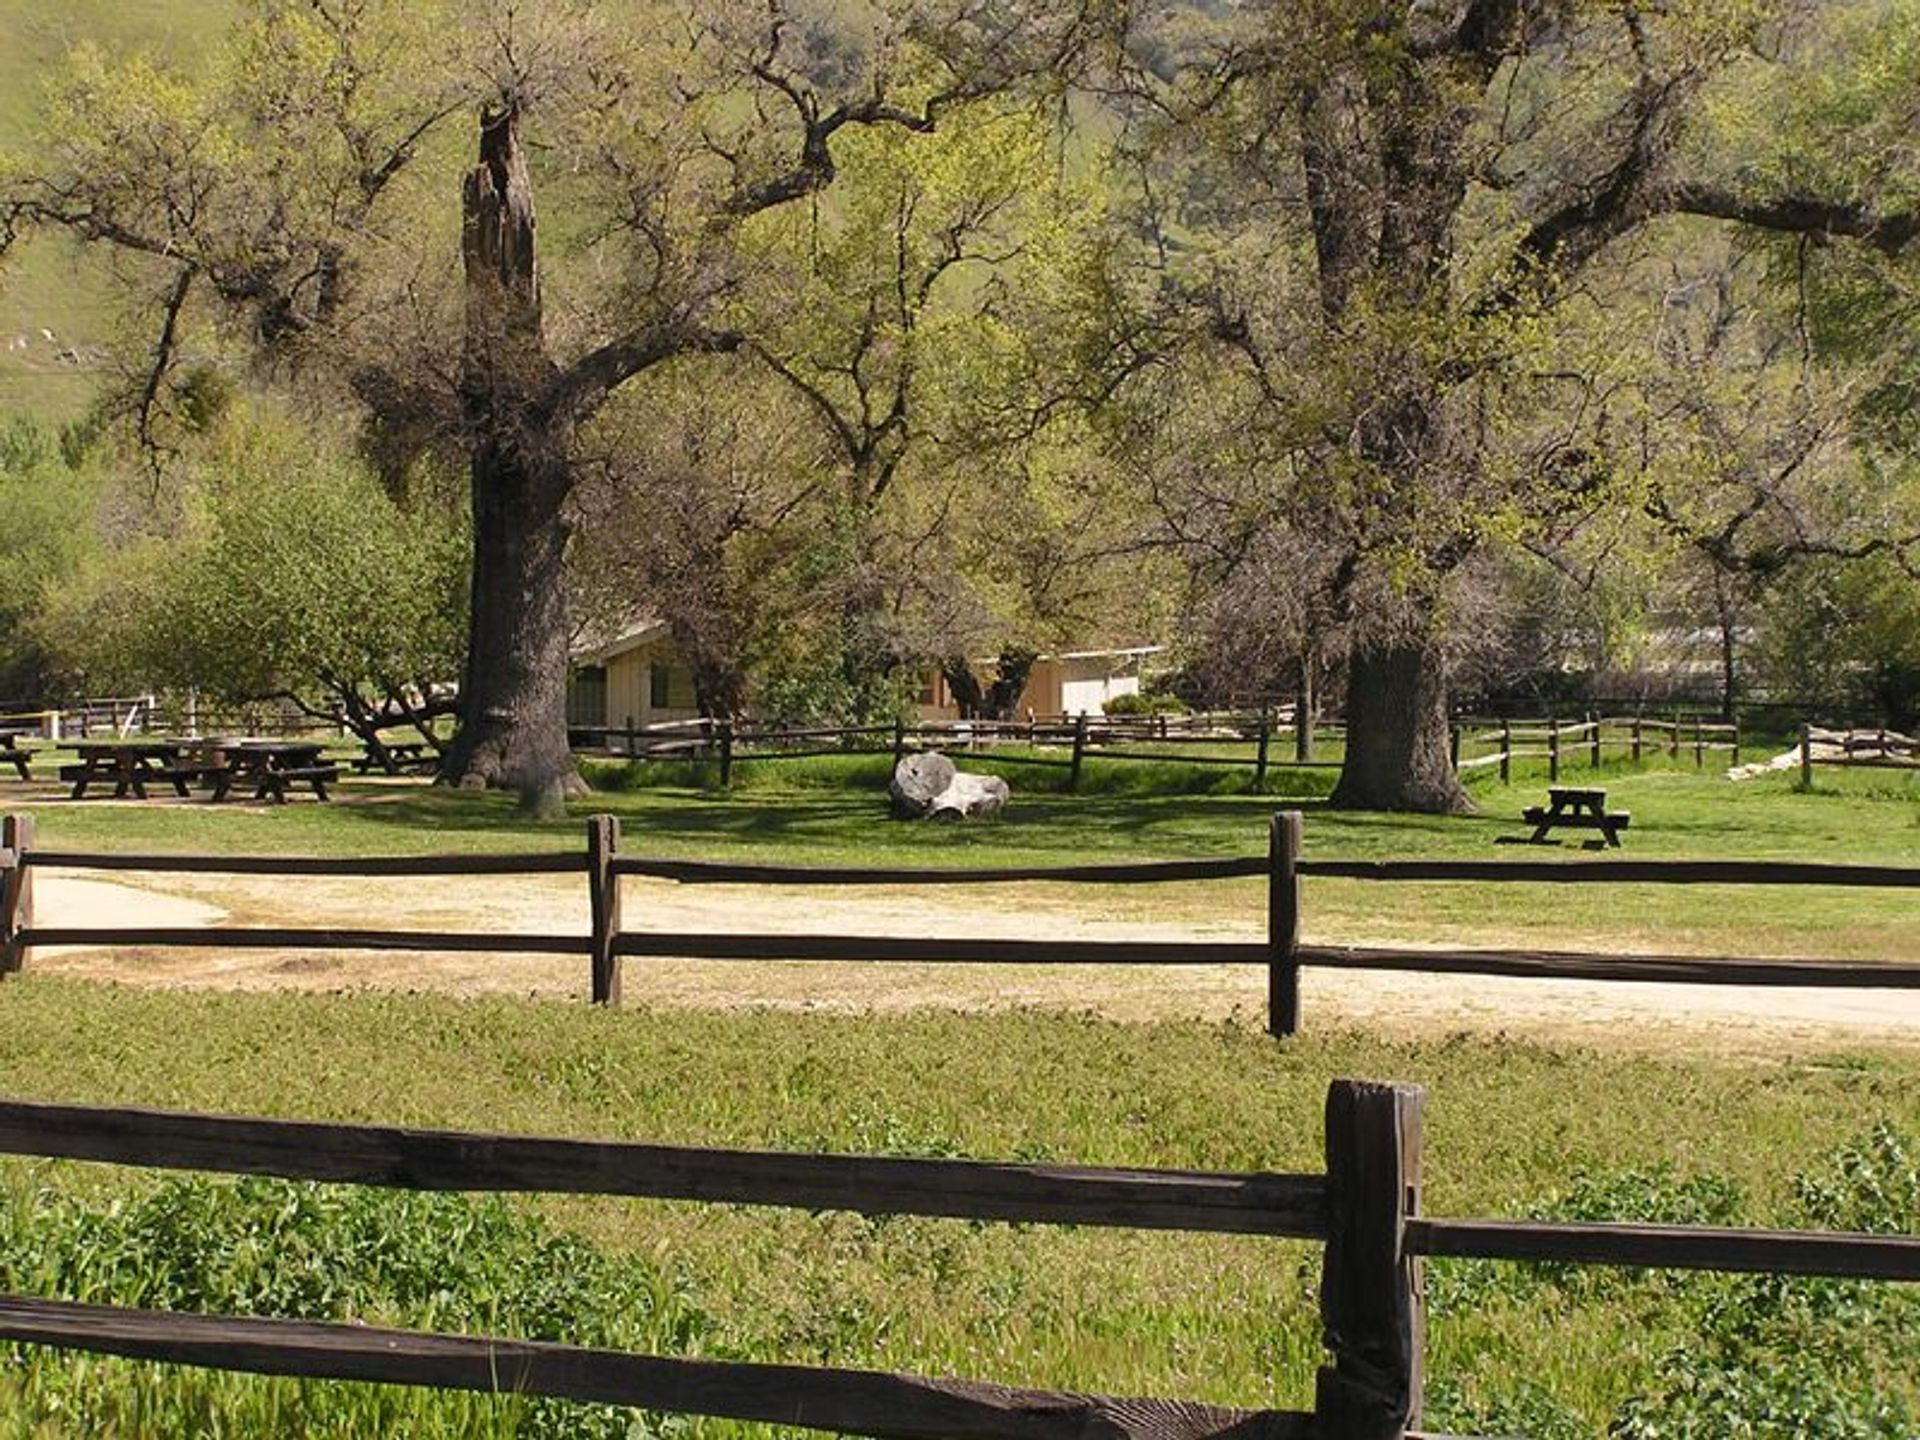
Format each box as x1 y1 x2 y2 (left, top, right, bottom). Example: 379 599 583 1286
573 618 671 666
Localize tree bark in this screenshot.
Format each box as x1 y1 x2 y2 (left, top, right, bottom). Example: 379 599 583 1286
440 444 582 812
437 105 584 812
942 658 985 719
984 649 1038 720
1331 630 1471 814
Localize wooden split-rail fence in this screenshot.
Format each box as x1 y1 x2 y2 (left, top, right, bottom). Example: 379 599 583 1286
0 1078 1912 1438
1796 722 1920 784
583 711 1344 790
1452 713 1740 783
1 812 1916 1038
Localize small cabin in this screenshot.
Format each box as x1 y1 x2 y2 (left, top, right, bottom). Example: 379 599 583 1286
567 622 702 743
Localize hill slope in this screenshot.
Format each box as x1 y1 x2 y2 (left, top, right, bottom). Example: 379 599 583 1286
0 1 238 417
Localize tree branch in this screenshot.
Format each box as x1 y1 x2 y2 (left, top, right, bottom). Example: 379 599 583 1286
130 264 197 495
1669 183 1920 255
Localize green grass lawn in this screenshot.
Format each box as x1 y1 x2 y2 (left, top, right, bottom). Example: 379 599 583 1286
0 752 1914 1434
0 982 1915 1437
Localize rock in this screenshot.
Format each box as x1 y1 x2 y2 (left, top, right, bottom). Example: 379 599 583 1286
890 752 957 818
890 752 1008 820
928 769 1009 820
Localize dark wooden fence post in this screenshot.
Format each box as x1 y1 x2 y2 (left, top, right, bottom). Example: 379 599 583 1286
587 815 622 1006
1068 713 1088 792
718 722 735 788
1499 719 1511 784
1255 720 1271 790
1267 811 1302 1038
1693 716 1704 768
1316 1079 1426 1440
624 715 636 758
1799 722 1813 789
1730 718 1740 768
1588 711 1601 769
1448 724 1461 772
2 813 33 977
892 719 906 767
1547 719 1560 783
1631 717 1643 765
1669 709 1681 760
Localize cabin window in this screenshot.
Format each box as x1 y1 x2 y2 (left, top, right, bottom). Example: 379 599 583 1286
648 662 671 709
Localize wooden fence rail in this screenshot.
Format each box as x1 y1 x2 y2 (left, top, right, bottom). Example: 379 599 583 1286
1451 712 1740 784
4 813 1917 1034
1797 722 1920 785
0 1081 1912 1437
579 712 1346 790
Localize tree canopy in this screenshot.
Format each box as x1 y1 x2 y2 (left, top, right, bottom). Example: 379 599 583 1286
3 0 1919 806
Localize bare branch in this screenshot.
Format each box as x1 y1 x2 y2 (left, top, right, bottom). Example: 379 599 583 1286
1668 183 1920 255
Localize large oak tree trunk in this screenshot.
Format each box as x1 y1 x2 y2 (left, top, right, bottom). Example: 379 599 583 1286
441 443 581 810
438 105 584 812
1331 630 1470 814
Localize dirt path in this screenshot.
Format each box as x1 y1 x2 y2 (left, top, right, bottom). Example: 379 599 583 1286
24 870 1920 1055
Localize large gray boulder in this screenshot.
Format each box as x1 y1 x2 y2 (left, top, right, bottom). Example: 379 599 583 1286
928 768 1010 821
890 752 956 818
890 751 1009 820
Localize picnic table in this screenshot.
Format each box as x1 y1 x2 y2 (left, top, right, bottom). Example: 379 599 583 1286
1521 786 1631 848
205 741 340 803
0 732 31 781
352 739 437 774
60 742 198 800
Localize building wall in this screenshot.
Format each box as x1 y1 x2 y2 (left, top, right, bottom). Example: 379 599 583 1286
911 657 1144 721
1059 657 1141 716
566 640 702 744
578 638 1150 733
606 643 700 730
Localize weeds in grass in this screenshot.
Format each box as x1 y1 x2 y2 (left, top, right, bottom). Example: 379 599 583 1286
2 1126 1914 1435
0 1175 713 1437
1427 1124 1920 1438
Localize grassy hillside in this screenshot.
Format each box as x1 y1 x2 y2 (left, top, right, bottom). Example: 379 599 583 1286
0 0 238 417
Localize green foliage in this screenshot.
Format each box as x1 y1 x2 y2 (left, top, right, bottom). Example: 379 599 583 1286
1102 691 1188 716
0 1173 712 1436
1428 1128 1920 1437
1611 1126 1920 1437
1758 554 1920 729
39 409 467 718
0 414 104 701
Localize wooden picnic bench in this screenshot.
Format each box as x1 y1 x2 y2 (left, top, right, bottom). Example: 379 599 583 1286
351 740 437 775
207 743 339 803
62 743 197 800
0 733 31 781
1520 786 1631 848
